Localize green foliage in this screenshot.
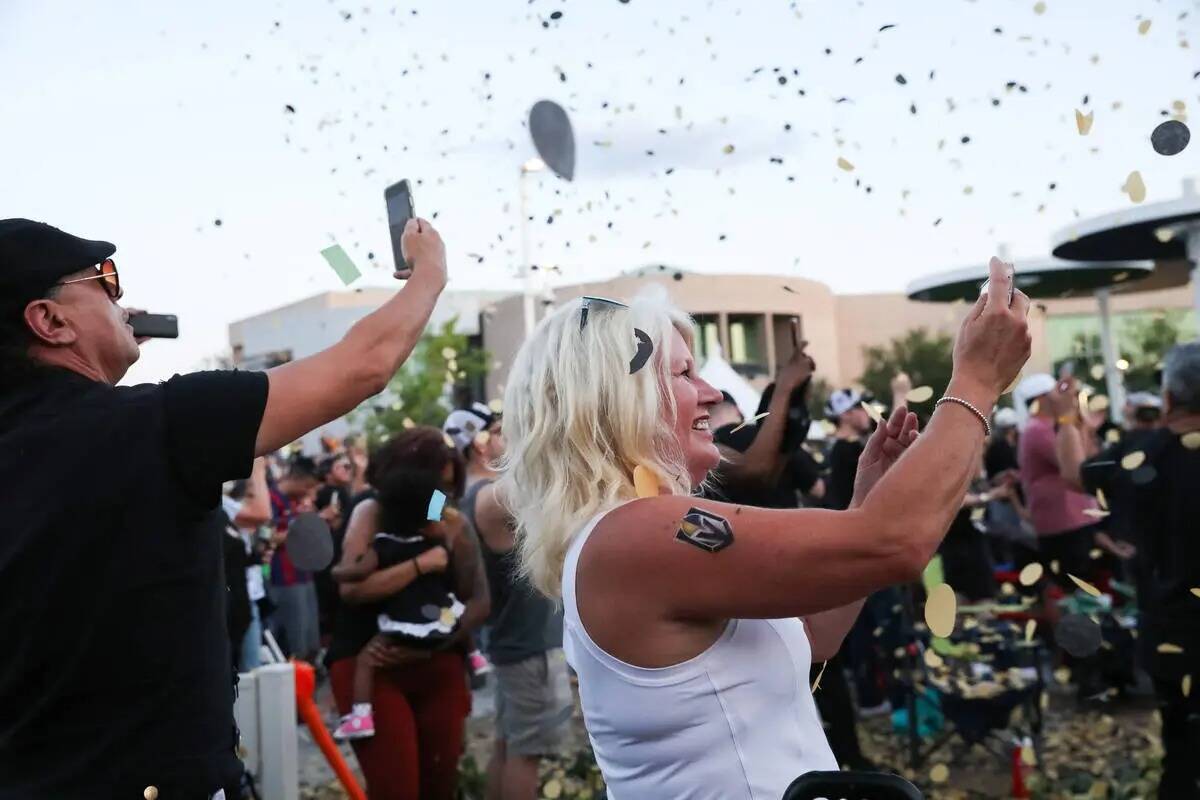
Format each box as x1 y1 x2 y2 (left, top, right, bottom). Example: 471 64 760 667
355 317 489 443
858 328 954 410
1120 309 1194 393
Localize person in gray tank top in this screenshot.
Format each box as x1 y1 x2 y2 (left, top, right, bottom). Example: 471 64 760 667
445 405 571 800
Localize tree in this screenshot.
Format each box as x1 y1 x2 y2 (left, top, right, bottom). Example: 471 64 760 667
858 328 954 412
1120 310 1195 393
353 317 490 443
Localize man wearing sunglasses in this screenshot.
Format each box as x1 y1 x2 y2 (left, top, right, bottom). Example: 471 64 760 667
0 217 448 799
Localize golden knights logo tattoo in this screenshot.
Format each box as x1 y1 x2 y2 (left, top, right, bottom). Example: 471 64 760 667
675 508 734 553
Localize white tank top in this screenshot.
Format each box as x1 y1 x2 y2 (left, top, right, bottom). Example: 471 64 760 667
562 507 838 800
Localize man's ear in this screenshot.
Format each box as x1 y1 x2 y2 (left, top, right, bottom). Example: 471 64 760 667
23 298 78 347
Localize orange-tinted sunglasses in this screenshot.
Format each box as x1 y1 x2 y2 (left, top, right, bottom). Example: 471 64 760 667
55 258 122 301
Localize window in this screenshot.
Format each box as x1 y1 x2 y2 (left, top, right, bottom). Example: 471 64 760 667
693 314 721 361
728 314 767 376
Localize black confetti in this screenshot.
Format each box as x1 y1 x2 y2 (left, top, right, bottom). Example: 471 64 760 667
879 23 895 32
284 104 296 113
1151 120 1191 156
782 285 797 293
910 103 918 115
778 75 788 85
550 10 563 19
961 135 971 144
214 219 223 227
895 73 907 85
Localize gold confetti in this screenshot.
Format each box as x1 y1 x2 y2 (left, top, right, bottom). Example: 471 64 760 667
1095 488 1108 509
488 398 503 413
906 385 934 403
1000 581 1016 596
1105 428 1122 444
1019 562 1044 586
1082 508 1110 519
442 432 457 450
722 144 735 154
1055 666 1072 684
1025 619 1037 642
402 417 415 430
1090 364 1106 380
1002 375 1022 395
929 764 950 784
861 401 884 424
837 156 855 172
1033 1 1046 13
1184 674 1193 698
1138 18 1151 34
1021 744 1038 766
730 411 770 433
543 778 563 799
144 788 159 800
1122 171 1146 203
811 659 828 691
925 583 957 638
1157 642 1184 654
1190 587 1200 598
440 607 457 626
1088 394 1110 413
1181 431 1200 450
441 346 457 360
1090 547 1104 559
1075 109 1094 135
1121 450 1146 470
474 430 491 448
1068 574 1102 597
924 649 944 669
1051 559 1060 574
632 465 659 498
1030 399 1041 415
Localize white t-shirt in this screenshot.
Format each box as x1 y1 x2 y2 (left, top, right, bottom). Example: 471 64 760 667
562 506 837 799
221 495 265 602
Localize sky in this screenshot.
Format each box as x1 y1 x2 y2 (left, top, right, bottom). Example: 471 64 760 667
2 0 1198 385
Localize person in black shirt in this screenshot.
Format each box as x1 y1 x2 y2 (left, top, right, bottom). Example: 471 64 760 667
1060 343 1200 799
0 216 449 799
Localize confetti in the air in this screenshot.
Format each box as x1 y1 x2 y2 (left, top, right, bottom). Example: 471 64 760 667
488 398 503 414
632 464 659 498
1067 573 1102 597
1033 1 1046 13
861 401 884 424
925 582 957 638
1138 19 1151 35
906 385 934 403
321 244 362 286
1181 431 1200 449
1157 642 1184 654
1121 450 1146 470
924 649 944 668
1075 109 1094 135
1082 508 1110 519
837 156 855 172
811 659 828 691
426 489 447 521
1184 674 1193 698
930 764 950 784
1025 618 1037 643
1122 171 1146 203
1019 562 1044 586
1151 119 1191 156
731 411 770 433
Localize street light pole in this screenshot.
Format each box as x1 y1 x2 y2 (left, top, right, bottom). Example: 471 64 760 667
518 158 546 337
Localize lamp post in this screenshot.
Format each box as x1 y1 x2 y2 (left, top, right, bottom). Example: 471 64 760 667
519 157 546 337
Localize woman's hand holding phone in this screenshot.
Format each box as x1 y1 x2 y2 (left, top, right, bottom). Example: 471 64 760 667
397 218 447 289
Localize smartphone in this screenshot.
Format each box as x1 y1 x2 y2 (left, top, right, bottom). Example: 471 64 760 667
384 179 415 270
129 313 179 339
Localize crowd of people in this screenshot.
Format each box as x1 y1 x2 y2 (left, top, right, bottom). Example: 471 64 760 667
2 214 1197 800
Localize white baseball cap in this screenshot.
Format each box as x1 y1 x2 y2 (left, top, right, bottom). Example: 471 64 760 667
442 402 498 452
993 408 1019 429
825 388 865 419
1015 374 1056 402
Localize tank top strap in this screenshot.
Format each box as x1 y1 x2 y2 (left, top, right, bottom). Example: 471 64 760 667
561 506 616 629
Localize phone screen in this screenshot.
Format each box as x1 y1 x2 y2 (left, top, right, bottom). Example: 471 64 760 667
385 180 415 269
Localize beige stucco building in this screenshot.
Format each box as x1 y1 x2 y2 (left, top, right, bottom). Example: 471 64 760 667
481 265 1196 399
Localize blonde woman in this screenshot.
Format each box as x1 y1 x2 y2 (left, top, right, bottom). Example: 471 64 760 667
499 258 1030 799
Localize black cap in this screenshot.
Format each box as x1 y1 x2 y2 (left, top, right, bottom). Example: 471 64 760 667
0 219 116 302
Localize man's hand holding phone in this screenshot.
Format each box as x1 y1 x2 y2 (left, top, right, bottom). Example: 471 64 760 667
397 218 447 289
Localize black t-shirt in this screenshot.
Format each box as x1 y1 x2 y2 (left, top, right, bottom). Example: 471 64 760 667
0 367 268 799
1083 426 1200 674
983 436 1019 479
325 490 383 667
711 424 821 510
825 438 864 511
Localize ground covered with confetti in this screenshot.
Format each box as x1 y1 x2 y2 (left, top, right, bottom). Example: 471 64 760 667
296 669 1165 800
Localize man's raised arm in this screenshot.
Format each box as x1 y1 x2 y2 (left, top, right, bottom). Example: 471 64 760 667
255 218 447 456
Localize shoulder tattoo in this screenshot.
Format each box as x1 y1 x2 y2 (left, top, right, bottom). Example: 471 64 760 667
674 507 734 553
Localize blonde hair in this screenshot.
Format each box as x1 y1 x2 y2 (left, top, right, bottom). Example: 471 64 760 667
498 286 696 598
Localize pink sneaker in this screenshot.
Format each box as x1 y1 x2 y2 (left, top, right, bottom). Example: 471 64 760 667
468 650 493 676
333 710 375 741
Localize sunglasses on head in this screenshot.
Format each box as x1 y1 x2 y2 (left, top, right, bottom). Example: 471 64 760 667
578 295 629 332
55 258 122 301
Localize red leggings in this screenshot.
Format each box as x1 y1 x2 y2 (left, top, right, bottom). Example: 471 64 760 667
329 652 471 800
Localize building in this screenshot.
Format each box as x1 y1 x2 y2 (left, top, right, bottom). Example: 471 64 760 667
229 268 1195 450
480 265 1197 400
